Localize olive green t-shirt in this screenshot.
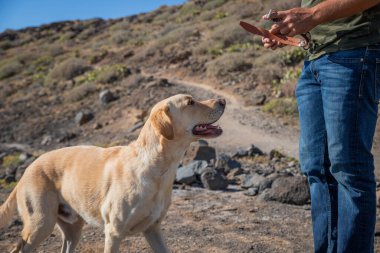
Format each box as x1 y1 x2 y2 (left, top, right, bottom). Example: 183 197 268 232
301 0 380 60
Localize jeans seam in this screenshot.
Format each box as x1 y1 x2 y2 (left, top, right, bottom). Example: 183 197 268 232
358 60 366 98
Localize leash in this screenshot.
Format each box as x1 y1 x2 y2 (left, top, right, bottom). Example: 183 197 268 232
240 21 311 49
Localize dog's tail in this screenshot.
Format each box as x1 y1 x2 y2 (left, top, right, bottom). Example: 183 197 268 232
0 186 18 229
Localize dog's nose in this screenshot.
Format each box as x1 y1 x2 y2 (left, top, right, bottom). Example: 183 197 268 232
218 98 226 108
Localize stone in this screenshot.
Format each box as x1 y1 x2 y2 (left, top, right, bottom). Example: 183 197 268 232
99 90 117 104
200 168 229 191
176 164 197 185
232 149 249 158
41 135 52 146
215 154 241 174
259 175 310 205
244 187 259 196
247 144 264 156
182 141 216 166
245 94 267 106
75 111 94 125
240 173 273 192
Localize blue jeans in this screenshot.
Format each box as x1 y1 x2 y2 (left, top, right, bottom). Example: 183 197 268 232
296 45 380 253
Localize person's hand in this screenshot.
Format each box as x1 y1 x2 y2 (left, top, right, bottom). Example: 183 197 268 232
267 7 317 36
261 7 318 50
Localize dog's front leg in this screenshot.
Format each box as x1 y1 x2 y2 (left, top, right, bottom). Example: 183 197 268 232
143 224 171 253
104 224 123 253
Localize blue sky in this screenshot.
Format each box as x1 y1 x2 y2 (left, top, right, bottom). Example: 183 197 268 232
0 0 187 32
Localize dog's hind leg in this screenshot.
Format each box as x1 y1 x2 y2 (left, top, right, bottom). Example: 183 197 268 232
143 224 170 253
11 191 58 253
57 217 84 253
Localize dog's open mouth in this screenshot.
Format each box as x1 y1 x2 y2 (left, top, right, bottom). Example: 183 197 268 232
192 123 223 138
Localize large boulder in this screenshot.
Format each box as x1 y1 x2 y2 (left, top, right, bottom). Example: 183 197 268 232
176 165 197 185
75 111 94 125
215 153 241 174
240 173 273 192
182 141 216 166
200 168 228 191
175 160 209 185
259 175 310 205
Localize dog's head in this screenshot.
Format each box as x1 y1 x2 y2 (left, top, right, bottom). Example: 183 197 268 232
150 94 225 141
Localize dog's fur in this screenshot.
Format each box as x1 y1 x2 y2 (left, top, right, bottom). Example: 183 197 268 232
0 94 225 253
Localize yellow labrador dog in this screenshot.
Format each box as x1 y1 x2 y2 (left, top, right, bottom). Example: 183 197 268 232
0 94 225 253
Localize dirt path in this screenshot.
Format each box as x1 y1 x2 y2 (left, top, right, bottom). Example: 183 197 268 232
166 77 300 158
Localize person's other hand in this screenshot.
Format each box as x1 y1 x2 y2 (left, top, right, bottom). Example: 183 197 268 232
265 7 317 37
261 7 317 50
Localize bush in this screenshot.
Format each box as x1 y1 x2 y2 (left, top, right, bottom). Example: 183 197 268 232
0 60 23 80
96 65 131 84
281 48 307 65
206 53 252 79
204 0 228 10
64 83 97 102
262 98 298 116
46 57 91 83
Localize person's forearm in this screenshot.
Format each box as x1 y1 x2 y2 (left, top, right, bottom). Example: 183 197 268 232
311 0 380 25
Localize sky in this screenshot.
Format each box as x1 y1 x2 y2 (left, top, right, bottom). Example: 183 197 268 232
0 0 187 32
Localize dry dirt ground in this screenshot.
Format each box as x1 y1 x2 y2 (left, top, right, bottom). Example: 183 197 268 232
1 77 379 253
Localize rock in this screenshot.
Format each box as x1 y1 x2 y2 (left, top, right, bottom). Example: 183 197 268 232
232 149 249 158
244 187 259 196
18 153 30 162
93 123 103 130
200 168 228 191
127 121 144 133
75 111 94 125
189 160 209 176
5 175 15 183
57 131 77 143
41 135 52 146
247 144 264 156
227 167 245 178
215 154 241 174
99 90 117 104
248 94 266 106
176 164 197 185
182 141 216 166
259 175 310 205
240 173 273 192
233 144 264 158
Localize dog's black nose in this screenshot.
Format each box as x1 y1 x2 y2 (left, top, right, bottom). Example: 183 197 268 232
218 98 226 107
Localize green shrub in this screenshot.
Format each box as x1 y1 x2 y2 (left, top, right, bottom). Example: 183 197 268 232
204 0 228 10
206 53 252 79
0 60 23 80
64 83 97 102
96 65 131 84
46 57 91 83
281 48 307 65
262 98 298 116
2 153 21 168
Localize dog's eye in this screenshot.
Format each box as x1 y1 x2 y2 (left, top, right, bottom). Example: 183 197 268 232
187 99 194 106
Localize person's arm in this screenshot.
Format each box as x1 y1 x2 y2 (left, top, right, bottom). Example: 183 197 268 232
262 0 380 50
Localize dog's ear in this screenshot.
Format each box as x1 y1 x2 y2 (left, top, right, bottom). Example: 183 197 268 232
151 104 174 140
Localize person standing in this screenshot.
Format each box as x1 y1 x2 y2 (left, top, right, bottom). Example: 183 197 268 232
262 1 380 252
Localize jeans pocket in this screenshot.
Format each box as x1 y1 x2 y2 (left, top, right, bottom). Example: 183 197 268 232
376 59 380 103
327 49 365 65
